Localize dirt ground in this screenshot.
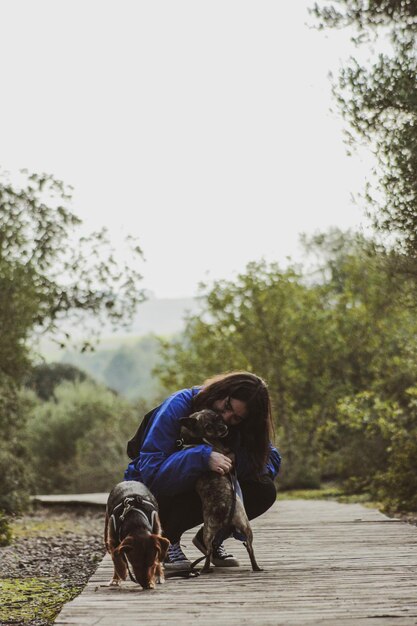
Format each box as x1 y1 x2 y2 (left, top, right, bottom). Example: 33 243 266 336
0 504 106 626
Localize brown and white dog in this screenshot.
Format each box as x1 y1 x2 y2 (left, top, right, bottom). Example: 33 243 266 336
105 481 169 589
180 410 262 573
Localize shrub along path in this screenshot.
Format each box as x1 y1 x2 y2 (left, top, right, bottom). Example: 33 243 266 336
51 498 417 625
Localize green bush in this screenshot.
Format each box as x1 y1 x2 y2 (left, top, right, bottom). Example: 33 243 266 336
26 380 140 494
377 427 417 511
319 392 397 493
0 382 36 513
375 388 417 511
0 512 12 546
319 388 417 511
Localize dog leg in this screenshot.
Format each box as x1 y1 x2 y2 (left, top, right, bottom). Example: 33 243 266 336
104 513 110 552
109 575 122 587
202 553 212 573
202 527 216 573
156 562 165 584
244 539 262 572
105 514 127 585
242 526 262 572
235 519 263 572
109 550 128 586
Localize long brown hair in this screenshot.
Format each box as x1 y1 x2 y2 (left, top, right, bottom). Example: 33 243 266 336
193 371 273 474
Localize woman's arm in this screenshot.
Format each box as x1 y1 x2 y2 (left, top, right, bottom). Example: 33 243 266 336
135 389 213 497
265 444 281 479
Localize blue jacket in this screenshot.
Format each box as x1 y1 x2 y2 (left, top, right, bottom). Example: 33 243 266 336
124 387 281 498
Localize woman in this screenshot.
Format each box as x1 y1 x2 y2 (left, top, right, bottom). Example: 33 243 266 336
125 372 281 569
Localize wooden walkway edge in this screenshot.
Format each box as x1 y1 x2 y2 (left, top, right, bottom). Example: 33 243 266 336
54 499 417 625
32 493 107 507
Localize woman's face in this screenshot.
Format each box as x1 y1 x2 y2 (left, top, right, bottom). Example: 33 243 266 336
212 396 248 426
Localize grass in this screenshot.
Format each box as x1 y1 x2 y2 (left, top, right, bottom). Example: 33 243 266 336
11 513 89 539
0 507 103 624
279 486 345 500
278 486 376 506
0 577 79 624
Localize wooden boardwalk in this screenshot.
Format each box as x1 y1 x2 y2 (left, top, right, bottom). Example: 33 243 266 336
55 500 417 625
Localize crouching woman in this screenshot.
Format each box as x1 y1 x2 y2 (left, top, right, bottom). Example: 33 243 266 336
125 371 281 569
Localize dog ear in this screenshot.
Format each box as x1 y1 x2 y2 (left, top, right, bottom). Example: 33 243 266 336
115 536 133 556
179 416 197 429
151 535 170 562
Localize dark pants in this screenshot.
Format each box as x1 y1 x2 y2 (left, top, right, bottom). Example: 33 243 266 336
157 475 277 543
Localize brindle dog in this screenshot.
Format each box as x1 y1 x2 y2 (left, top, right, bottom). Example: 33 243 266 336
180 409 262 573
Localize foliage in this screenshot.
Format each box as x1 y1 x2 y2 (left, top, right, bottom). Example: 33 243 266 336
25 362 91 401
156 259 331 488
309 4 417 510
0 169 145 370
335 38 417 260
156 230 417 501
0 512 13 546
312 2 417 262
376 387 417 511
0 381 37 514
320 387 417 511
26 380 143 493
312 1 417 31
0 168 145 512
319 391 398 491
61 334 164 401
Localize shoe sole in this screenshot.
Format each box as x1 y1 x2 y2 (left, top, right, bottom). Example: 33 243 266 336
192 535 240 567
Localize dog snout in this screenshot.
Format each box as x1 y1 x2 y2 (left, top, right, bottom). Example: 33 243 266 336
219 423 228 437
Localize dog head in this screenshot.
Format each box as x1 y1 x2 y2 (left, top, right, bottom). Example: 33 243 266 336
179 409 228 443
115 532 170 589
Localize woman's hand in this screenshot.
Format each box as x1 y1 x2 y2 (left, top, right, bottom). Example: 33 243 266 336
208 451 233 475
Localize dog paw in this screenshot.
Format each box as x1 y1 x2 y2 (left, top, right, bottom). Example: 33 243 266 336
156 577 165 584
108 579 121 586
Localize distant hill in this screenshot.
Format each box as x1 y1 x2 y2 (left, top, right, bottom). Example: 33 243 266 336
123 295 199 337
40 295 199 357
61 334 164 401
39 296 200 401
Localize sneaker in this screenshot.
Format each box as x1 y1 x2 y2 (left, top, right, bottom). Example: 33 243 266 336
164 541 191 571
192 528 240 567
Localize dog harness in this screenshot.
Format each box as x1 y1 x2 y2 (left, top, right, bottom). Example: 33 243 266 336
110 495 158 544
109 495 159 584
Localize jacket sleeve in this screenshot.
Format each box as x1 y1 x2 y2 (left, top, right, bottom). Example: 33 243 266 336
137 390 212 497
265 444 281 479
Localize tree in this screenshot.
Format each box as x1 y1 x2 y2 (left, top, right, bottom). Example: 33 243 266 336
312 1 417 30
0 169 145 383
0 168 145 512
156 230 417 489
312 1 417 261
25 363 91 400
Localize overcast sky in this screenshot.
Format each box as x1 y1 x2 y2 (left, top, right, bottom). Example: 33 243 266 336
1 1 375 298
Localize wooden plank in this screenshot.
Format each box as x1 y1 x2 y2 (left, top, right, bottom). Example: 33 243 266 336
32 493 107 506
54 500 417 625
